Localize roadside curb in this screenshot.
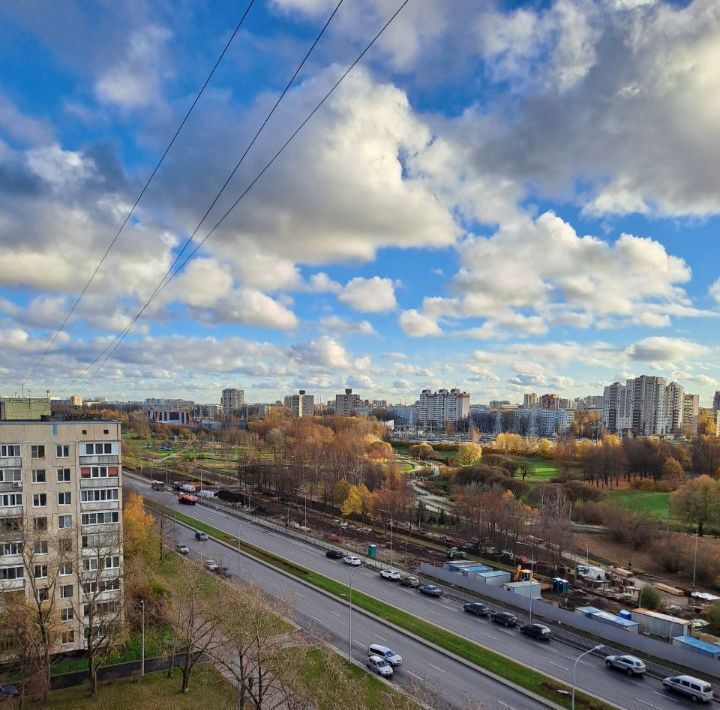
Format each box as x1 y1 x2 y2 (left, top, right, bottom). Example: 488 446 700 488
165 510 600 710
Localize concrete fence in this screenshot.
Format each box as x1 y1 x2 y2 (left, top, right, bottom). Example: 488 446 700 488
420 563 720 679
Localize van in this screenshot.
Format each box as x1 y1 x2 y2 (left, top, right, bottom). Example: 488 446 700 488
662 675 713 703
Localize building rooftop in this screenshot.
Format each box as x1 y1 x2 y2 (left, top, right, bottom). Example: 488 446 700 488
632 609 691 624
672 635 720 653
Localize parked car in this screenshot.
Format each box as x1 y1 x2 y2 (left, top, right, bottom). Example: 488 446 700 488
367 655 393 678
380 569 402 581
214 566 232 579
418 584 442 597
520 623 551 640
463 602 490 617
176 543 190 555
151 481 165 491
605 654 646 676
490 611 518 627
204 559 219 571
446 546 467 560
662 675 713 703
195 531 208 541
400 574 420 588
326 549 344 559
343 556 362 566
0 685 19 700
368 644 402 666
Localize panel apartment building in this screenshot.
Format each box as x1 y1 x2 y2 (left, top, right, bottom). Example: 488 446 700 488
285 390 314 417
0 403 123 655
418 388 470 428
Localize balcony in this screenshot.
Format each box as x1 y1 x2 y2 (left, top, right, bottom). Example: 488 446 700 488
0 457 21 468
0 481 22 493
0 505 23 518
80 500 119 512
79 455 120 466
80 477 120 489
0 578 25 592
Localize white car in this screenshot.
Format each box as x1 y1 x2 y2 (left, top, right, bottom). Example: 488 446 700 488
343 556 362 566
176 543 190 555
605 654 646 676
367 654 393 677
368 644 402 666
380 569 402 581
204 559 219 571
663 675 714 703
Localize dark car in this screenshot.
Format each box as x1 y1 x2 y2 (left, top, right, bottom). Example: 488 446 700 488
0 685 19 700
195 531 208 541
418 584 443 597
463 602 490 617
520 622 551 640
325 549 344 559
490 610 518 627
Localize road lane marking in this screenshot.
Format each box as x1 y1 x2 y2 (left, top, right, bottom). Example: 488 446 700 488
294 592 303 598
548 661 569 671
480 632 499 640
428 610 441 616
329 610 341 617
311 616 322 624
427 663 446 673
635 700 664 710
352 640 365 648
652 692 680 704
407 671 423 681
374 634 387 642
498 629 515 636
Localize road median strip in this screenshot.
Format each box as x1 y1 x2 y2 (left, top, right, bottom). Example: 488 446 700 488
150 502 614 710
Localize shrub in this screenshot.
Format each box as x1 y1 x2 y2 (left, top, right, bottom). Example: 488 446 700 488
638 585 662 610
652 535 688 574
563 480 605 503
694 546 720 589
705 601 720 635
605 507 659 549
572 501 607 525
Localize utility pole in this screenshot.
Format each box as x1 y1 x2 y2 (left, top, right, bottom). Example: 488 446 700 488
140 600 145 677
348 566 354 661
693 527 699 586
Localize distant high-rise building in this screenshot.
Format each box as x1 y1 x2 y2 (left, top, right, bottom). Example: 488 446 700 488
286 390 314 417
713 391 720 412
523 393 538 409
418 388 470 426
538 394 560 410
335 388 361 416
221 388 244 412
683 394 700 437
665 382 685 435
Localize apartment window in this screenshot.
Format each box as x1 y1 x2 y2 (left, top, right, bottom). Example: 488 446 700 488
58 515 72 529
34 540 48 554
103 429 109 435
0 444 20 457
57 468 71 483
33 517 47 532
32 469 46 483
83 443 114 455
81 429 87 435
60 607 74 622
0 469 21 483
0 566 23 580
0 493 22 507
30 445 45 459
81 511 119 525
60 584 73 599
32 493 47 508
0 518 21 533
59 563 73 576
37 588 49 602
80 466 118 479
82 581 97 594
59 538 73 553
105 555 120 569
60 630 75 645
0 542 22 556
56 445 69 458
34 565 48 579
102 578 120 591
81 488 119 503
83 558 99 572
82 532 119 549
84 600 118 617
58 492 71 506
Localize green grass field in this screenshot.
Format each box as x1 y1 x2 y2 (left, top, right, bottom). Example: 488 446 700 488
32 666 235 709
606 489 671 521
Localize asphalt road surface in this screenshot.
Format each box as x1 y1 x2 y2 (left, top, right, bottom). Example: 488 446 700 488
128 476 706 710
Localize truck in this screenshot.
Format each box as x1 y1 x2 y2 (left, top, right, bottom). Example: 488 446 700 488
178 492 198 505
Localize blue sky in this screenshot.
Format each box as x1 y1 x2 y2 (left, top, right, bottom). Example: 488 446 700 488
1 0 719 406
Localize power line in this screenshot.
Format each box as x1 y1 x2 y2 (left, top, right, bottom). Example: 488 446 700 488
74 0 357 388
22 0 256 390
78 0 411 392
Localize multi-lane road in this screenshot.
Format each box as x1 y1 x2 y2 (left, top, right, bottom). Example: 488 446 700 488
127 475 705 710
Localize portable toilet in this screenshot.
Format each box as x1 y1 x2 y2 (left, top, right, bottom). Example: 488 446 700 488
553 577 569 593
368 544 377 558
618 610 632 620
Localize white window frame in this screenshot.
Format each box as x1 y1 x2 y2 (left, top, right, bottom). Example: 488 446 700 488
58 515 72 529
32 493 47 508
0 469 21 483
34 564 48 579
59 563 73 576
0 493 22 507
57 468 71 483
59 584 74 599
60 630 75 645
0 566 23 580
30 445 45 459
32 469 46 483
56 445 70 458
60 607 74 622
0 444 20 457
58 491 71 506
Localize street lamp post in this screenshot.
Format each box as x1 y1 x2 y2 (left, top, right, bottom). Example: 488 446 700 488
693 526 699 587
140 599 145 677
515 540 535 623
572 645 604 710
379 508 394 568
348 566 355 660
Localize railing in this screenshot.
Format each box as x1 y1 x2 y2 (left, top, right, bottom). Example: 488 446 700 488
79 455 120 465
0 481 22 492
0 457 21 468
80 500 120 512
80 477 121 489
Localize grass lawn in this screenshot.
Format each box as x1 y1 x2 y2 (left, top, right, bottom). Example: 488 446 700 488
32 665 235 709
512 455 559 482
288 646 417 710
397 460 415 473
606 489 671 521
155 504 611 710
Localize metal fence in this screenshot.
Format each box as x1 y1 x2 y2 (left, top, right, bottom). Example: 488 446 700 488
420 563 720 678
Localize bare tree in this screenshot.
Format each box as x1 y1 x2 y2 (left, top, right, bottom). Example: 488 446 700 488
165 564 223 693
72 529 126 697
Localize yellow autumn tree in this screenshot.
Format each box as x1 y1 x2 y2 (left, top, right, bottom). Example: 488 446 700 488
123 492 155 560
456 442 482 465
341 485 363 518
